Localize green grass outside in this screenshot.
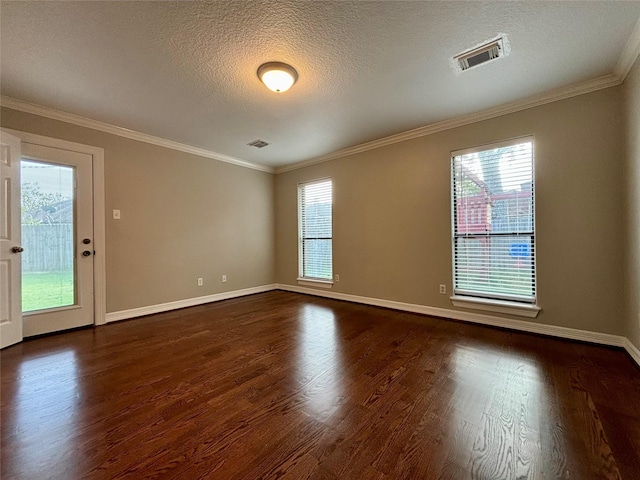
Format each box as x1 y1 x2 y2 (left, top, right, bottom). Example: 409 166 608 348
22 271 74 312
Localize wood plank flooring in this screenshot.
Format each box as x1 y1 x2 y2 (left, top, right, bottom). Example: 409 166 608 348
2 291 639 479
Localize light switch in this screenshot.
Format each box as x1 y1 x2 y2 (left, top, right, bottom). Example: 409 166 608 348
113 209 121 219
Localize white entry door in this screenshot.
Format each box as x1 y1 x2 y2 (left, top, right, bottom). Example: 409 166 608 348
21 143 94 337
0 131 23 348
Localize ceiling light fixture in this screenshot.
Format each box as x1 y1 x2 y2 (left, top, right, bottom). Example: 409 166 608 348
257 62 298 93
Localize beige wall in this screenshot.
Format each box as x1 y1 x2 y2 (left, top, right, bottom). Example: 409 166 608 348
276 87 626 335
624 56 640 351
1 84 630 337
1 107 275 313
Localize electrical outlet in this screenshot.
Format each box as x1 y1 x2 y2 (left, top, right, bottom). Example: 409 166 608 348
222 274 227 283
197 278 203 286
439 284 446 294
335 274 340 282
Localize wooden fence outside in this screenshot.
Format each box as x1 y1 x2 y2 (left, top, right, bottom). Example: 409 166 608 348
22 224 74 273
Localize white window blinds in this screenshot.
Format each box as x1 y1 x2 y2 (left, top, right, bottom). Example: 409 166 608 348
452 138 536 303
298 179 332 280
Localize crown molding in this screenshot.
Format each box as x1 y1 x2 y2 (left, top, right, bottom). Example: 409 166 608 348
615 16 640 80
0 96 274 174
0 69 626 177
275 73 622 174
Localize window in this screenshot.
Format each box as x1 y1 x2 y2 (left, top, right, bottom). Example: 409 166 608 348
298 179 332 282
451 138 536 305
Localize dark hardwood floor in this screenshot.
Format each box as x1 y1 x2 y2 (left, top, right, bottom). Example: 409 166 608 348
2 291 639 479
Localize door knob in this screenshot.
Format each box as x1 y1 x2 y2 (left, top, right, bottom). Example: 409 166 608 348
82 250 91 257
11 246 24 253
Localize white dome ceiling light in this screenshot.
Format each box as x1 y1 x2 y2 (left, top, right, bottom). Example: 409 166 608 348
257 62 298 93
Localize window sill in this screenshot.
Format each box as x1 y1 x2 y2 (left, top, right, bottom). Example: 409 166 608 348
450 295 541 318
297 278 334 289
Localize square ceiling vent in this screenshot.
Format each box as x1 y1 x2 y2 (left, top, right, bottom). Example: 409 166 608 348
247 139 269 148
454 37 506 72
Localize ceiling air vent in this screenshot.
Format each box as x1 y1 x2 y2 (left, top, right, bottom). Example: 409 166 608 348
247 139 269 148
455 37 505 72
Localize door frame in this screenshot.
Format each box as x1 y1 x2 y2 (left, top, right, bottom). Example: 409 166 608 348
3 128 106 326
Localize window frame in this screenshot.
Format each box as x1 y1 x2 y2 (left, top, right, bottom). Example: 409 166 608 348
450 136 540 317
297 178 333 286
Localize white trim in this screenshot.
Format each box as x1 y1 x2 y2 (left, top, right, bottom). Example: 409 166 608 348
297 278 333 289
0 96 274 174
451 135 533 158
1 73 623 177
297 178 333 281
450 137 538 319
450 296 540 318
92 142 107 326
615 16 640 80
297 177 333 188
103 283 639 368
3 128 107 327
276 283 626 348
624 338 640 367
105 284 277 323
274 74 622 174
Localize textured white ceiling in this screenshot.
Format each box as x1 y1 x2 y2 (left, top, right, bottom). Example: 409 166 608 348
2 1 640 168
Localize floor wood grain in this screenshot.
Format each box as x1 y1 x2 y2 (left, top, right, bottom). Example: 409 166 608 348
2 291 639 479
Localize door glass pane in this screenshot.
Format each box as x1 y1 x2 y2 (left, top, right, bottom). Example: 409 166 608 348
21 160 75 312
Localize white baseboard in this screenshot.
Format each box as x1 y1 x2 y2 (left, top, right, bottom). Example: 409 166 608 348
624 338 640 367
103 282 640 369
105 284 278 323
276 283 629 350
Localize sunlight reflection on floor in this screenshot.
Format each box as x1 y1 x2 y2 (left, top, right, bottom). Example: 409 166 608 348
295 304 344 422
14 349 82 478
446 345 545 478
